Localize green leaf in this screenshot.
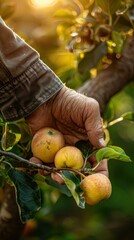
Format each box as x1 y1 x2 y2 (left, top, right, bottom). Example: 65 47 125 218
45 175 72 197
78 42 107 73
95 0 122 15
112 31 124 53
62 170 85 209
96 146 132 163
8 169 41 223
121 112 134 121
1 123 21 151
54 9 77 19
75 140 93 159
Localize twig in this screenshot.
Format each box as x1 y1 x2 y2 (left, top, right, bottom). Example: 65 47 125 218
0 149 86 178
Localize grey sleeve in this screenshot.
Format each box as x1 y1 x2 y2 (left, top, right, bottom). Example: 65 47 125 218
0 18 64 121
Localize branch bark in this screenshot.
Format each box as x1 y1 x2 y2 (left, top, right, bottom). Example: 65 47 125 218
78 36 134 115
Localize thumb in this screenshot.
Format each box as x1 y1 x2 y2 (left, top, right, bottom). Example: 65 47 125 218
84 99 106 149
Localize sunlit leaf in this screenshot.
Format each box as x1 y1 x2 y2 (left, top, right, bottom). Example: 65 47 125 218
54 9 77 19
112 31 124 53
8 169 41 223
95 0 122 15
1 123 21 151
121 112 134 121
96 146 132 163
62 170 85 209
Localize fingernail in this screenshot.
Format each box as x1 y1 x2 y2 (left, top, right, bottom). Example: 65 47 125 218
99 138 106 147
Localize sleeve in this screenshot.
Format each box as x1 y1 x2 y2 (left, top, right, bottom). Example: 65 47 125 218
0 17 64 121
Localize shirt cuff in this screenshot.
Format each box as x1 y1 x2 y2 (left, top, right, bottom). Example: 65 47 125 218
0 59 64 121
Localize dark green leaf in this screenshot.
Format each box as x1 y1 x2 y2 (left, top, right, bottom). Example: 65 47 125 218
78 42 107 73
62 170 85 209
45 175 72 197
8 169 41 223
122 112 134 121
95 0 122 15
96 146 132 163
75 140 93 159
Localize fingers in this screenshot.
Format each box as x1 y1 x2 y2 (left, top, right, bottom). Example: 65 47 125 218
30 157 65 184
95 160 109 177
29 157 45 175
84 98 106 149
89 154 109 177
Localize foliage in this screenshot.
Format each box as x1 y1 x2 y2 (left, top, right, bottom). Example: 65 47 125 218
0 0 134 239
54 0 134 86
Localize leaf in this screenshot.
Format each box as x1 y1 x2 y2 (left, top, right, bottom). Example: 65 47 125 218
121 112 134 121
62 170 85 209
1 123 21 151
95 0 122 15
45 175 72 197
8 169 41 223
54 9 77 19
96 146 132 163
112 31 124 53
75 140 93 158
78 42 107 73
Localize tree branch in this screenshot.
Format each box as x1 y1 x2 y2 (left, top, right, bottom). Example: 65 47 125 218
78 36 134 115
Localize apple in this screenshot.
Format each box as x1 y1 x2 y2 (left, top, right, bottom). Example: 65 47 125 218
80 173 112 205
54 146 84 170
31 127 65 163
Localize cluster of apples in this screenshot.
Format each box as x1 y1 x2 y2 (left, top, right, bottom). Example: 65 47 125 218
31 127 112 206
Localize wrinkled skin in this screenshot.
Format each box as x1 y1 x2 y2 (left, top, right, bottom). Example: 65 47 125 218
26 86 108 177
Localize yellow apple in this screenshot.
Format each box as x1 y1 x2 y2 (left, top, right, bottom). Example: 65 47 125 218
80 173 112 206
54 146 84 169
31 127 65 163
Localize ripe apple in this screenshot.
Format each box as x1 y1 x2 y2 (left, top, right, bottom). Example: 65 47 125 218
31 127 65 163
54 146 84 170
80 173 112 205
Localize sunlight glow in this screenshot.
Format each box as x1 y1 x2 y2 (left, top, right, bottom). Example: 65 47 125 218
30 0 57 8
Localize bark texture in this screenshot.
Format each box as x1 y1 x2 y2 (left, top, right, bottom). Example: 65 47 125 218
0 184 24 240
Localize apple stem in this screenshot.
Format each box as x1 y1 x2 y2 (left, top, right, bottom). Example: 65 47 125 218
91 162 100 171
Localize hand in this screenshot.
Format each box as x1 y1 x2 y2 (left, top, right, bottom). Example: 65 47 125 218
26 86 108 176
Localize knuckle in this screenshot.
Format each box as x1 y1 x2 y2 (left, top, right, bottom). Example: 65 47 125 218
90 98 99 110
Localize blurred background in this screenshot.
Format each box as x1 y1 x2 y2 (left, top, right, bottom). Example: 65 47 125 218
1 0 134 239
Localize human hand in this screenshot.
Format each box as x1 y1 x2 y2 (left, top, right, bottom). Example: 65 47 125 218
26 86 108 176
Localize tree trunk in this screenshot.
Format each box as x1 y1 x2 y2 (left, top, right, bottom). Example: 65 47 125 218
0 183 24 240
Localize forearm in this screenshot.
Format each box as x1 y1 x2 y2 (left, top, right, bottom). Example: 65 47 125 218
0 18 63 121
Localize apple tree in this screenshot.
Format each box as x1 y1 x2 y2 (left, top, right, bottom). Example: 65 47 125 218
0 0 134 239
